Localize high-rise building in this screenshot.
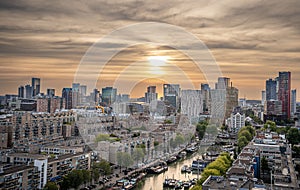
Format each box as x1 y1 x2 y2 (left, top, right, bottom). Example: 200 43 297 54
31 77 41 97
215 77 230 89
72 83 80 108
79 85 87 105
201 83 210 113
278 71 291 119
62 88 72 109
261 90 266 105
291 89 297 116
145 86 158 103
25 85 32 99
101 87 117 106
18 86 24 98
47 89 55 97
181 90 203 120
163 84 180 109
266 78 277 100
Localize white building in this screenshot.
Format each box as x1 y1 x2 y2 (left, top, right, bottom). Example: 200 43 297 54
181 90 203 122
227 108 245 133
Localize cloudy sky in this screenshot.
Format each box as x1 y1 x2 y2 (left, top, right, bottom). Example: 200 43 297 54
0 0 300 99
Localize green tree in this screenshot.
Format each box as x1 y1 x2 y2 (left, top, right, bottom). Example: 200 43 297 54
196 121 208 140
94 160 112 176
263 120 277 132
43 182 58 190
197 169 221 185
287 128 300 146
237 136 248 152
238 130 252 142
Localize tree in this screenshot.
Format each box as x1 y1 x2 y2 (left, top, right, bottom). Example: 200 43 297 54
237 136 248 152
197 169 221 185
238 130 252 142
287 128 300 146
43 182 58 190
263 120 276 132
94 160 112 176
196 121 208 140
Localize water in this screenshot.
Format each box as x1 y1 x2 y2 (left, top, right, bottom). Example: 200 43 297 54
141 151 205 190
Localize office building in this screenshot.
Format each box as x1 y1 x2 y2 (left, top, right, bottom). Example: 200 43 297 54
277 71 291 119
181 90 203 119
18 86 24 98
62 88 72 109
101 87 117 106
163 84 180 109
201 83 211 113
291 89 297 116
47 88 55 97
145 86 158 103
32 77 41 97
72 83 80 108
25 84 32 99
261 90 266 105
215 77 230 89
266 78 277 100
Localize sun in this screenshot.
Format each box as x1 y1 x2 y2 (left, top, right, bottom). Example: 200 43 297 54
147 56 170 66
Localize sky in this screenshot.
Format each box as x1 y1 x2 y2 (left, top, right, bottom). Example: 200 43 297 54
0 0 300 100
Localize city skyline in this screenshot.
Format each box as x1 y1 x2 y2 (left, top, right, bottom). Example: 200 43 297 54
0 1 300 100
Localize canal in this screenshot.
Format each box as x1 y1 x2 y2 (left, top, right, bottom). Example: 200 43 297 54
141 147 207 190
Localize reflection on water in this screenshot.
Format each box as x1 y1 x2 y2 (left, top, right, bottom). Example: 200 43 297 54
141 151 204 190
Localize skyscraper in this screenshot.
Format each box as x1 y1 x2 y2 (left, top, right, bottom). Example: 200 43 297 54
215 77 230 89
163 84 180 109
72 83 80 108
47 89 55 97
31 77 40 97
18 86 24 98
261 90 266 105
145 86 158 103
25 85 32 99
201 83 210 113
291 89 297 116
101 87 117 106
62 88 72 109
278 71 291 119
266 78 277 100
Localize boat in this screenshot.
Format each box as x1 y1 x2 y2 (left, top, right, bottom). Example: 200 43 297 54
168 179 176 188
177 151 187 159
191 159 208 171
183 181 192 189
175 180 183 189
166 156 177 164
181 165 188 172
181 165 192 173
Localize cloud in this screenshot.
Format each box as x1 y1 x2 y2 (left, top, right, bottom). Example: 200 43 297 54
0 0 300 99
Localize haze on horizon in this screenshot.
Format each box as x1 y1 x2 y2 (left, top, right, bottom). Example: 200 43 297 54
0 0 300 100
